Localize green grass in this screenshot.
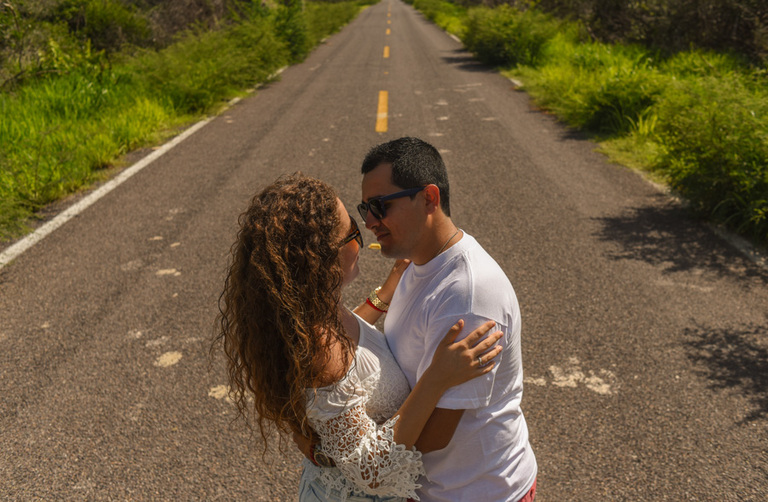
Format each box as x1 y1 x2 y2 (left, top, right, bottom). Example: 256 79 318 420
0 1 370 242
408 0 466 36
408 1 768 246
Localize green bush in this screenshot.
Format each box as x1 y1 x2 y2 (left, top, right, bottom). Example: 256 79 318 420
463 5 559 67
54 0 150 53
131 17 289 114
576 53 664 134
0 64 170 239
410 0 767 244
409 0 465 35
518 34 664 134
659 50 747 79
654 75 768 241
306 0 365 46
0 0 370 240
526 0 767 65
273 4 311 62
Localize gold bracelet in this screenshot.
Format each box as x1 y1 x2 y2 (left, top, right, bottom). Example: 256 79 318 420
368 286 389 312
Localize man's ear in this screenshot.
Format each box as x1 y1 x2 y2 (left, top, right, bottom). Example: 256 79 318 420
423 184 441 214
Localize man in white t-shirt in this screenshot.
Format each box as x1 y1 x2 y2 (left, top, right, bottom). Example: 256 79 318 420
357 137 537 502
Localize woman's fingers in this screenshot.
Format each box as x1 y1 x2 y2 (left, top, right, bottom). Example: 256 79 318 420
459 320 497 348
469 329 503 367
440 319 465 345
393 258 411 271
476 343 503 366
472 330 503 353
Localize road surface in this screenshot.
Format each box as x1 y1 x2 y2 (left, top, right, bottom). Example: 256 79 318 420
1 1 766 500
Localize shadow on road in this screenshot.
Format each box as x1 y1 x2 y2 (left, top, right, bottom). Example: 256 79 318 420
592 200 768 285
441 50 497 74
684 323 768 422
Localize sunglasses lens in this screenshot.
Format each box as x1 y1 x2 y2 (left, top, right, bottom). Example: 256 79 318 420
369 200 385 219
357 204 368 220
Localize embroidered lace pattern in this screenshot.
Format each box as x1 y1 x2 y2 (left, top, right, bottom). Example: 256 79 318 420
313 406 424 500
304 315 424 501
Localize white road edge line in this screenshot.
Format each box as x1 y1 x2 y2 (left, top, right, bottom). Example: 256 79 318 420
0 117 212 271
0 66 288 272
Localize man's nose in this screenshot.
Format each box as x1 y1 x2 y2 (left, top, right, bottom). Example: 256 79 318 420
364 211 379 229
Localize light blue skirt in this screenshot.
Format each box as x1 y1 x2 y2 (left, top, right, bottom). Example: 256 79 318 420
298 465 407 502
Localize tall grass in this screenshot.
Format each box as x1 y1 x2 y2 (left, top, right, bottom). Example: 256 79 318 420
463 6 560 68
653 72 768 240
409 0 768 245
0 1 369 241
129 16 289 114
517 33 666 134
409 0 466 36
307 0 375 45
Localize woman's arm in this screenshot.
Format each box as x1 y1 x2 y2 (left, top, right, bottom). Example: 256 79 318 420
388 319 501 448
310 321 502 495
353 260 410 325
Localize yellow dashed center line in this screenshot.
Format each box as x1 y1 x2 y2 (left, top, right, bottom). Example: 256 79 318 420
376 91 388 132
377 6 392 133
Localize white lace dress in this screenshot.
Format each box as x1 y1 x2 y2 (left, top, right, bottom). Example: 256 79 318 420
301 314 425 501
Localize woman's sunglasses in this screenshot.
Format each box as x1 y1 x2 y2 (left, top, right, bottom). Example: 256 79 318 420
357 186 426 221
341 217 363 248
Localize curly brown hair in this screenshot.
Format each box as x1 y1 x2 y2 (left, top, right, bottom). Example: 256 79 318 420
215 174 353 444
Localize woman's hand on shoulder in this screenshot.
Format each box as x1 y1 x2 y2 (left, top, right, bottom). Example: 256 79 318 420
424 320 503 391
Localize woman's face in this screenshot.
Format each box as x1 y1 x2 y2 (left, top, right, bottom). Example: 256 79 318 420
336 199 361 286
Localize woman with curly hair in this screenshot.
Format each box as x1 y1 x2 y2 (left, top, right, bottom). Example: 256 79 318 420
215 174 502 501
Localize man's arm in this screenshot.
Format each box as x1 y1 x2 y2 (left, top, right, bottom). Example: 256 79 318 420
414 408 464 453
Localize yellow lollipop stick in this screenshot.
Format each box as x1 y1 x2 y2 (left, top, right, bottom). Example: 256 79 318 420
368 243 381 250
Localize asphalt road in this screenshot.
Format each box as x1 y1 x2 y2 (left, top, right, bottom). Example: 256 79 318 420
2 1 767 500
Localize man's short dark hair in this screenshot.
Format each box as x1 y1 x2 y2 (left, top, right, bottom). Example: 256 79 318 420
361 137 451 216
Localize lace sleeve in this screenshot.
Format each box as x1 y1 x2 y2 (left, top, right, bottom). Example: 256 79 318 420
313 403 425 498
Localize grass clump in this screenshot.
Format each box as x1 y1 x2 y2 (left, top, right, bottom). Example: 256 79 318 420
130 16 290 115
463 5 560 67
0 1 370 241
517 33 666 134
653 73 768 240
306 0 375 46
409 0 466 36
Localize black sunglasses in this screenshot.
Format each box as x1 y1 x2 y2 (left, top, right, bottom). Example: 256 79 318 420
357 186 426 221
341 216 364 248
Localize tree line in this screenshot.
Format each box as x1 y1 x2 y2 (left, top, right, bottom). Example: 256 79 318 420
454 0 767 64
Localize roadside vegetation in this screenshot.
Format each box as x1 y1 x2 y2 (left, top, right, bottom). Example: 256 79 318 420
0 0 374 241
408 0 768 247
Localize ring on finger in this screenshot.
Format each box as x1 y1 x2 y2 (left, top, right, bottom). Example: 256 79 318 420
477 355 483 365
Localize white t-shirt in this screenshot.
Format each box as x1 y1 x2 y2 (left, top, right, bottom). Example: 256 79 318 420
384 233 537 502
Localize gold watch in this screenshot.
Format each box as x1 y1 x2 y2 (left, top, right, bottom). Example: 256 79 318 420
369 286 389 312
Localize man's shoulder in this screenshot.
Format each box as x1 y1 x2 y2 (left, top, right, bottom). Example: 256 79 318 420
453 235 519 318
460 238 512 286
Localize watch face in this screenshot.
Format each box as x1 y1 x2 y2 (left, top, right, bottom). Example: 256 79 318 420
315 451 334 468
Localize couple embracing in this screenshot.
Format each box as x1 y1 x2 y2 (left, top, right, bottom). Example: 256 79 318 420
216 137 537 501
